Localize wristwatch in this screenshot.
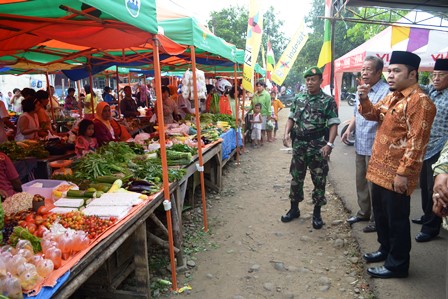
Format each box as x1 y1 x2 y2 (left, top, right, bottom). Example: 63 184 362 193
326 142 335 149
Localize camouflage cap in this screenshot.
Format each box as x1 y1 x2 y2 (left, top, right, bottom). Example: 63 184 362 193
303 66 322 78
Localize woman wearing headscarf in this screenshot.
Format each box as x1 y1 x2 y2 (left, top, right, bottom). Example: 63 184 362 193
93 102 131 146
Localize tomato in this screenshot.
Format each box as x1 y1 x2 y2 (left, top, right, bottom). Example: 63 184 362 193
25 214 35 223
27 223 37 234
36 225 48 237
35 215 44 225
37 206 49 215
18 220 27 228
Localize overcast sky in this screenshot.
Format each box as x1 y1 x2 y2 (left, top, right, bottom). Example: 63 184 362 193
167 0 313 38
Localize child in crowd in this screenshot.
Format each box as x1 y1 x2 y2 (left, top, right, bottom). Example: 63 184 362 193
250 103 262 148
75 119 98 157
266 106 275 142
271 91 285 140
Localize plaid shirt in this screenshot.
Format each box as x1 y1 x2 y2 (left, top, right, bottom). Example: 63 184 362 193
421 85 448 160
354 80 390 156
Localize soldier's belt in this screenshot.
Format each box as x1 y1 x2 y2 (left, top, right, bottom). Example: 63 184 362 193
294 130 326 141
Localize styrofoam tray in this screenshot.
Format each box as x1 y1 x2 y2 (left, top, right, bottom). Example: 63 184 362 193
50 207 79 214
54 198 85 208
87 195 142 207
82 205 131 219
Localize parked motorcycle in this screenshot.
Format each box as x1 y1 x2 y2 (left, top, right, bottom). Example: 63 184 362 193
340 119 355 146
340 89 356 106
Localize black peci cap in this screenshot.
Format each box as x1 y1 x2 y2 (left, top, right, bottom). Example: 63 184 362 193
389 51 421 69
434 59 448 71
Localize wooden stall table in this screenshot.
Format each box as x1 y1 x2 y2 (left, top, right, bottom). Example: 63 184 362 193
46 193 166 299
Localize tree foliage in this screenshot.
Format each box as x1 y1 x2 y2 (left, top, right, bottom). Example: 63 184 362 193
208 6 288 65
206 1 403 88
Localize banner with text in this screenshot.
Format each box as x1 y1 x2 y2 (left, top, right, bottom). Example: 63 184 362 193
271 19 308 86
242 0 264 93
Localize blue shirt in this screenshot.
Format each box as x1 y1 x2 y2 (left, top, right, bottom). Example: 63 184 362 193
421 85 448 160
354 80 390 156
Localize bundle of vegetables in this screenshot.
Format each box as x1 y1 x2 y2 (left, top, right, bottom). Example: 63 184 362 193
212 114 237 129
159 149 192 166
169 143 197 155
199 113 214 125
9 226 42 253
73 142 137 180
0 141 49 160
73 152 129 181
96 142 138 163
127 156 186 187
126 141 145 155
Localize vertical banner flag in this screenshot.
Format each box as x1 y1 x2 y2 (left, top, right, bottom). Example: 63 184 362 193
317 0 332 68
80 0 158 34
242 0 264 92
261 45 267 70
266 39 275 80
271 19 309 86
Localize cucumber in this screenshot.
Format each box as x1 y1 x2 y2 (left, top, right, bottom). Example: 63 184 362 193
96 175 120 184
66 190 97 198
89 183 112 192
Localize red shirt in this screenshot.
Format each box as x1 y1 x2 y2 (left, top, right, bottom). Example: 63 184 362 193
0 152 19 197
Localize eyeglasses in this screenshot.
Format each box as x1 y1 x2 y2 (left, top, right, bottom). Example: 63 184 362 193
432 72 448 79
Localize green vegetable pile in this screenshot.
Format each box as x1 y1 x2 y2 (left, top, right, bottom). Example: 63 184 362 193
199 113 236 129
72 142 188 194
0 141 49 160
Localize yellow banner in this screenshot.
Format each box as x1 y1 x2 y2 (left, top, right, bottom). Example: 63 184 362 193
242 0 264 93
272 19 308 86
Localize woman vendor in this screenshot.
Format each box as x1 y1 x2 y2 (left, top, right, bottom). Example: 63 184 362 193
15 95 45 141
93 102 131 146
153 86 180 125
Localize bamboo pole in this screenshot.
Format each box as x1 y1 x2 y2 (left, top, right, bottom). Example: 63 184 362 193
233 63 240 164
76 80 82 117
45 72 55 124
241 89 246 152
190 45 208 232
115 65 121 115
88 63 95 119
143 74 148 107
152 36 178 291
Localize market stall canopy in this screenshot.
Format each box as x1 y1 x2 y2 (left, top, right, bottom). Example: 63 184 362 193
333 11 448 101
335 12 448 73
157 2 241 64
0 0 186 74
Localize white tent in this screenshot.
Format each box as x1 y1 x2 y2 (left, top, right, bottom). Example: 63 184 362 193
333 11 448 100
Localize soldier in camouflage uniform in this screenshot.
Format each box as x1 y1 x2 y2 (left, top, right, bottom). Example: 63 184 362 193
281 66 340 229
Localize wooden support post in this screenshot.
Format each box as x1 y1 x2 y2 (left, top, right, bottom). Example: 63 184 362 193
170 194 184 267
133 223 151 296
149 213 168 237
147 232 180 253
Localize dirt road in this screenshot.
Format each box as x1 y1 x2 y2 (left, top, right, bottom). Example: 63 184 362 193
164 109 373 299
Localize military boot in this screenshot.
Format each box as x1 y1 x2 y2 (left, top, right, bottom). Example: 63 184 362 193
312 205 324 229
281 202 300 223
